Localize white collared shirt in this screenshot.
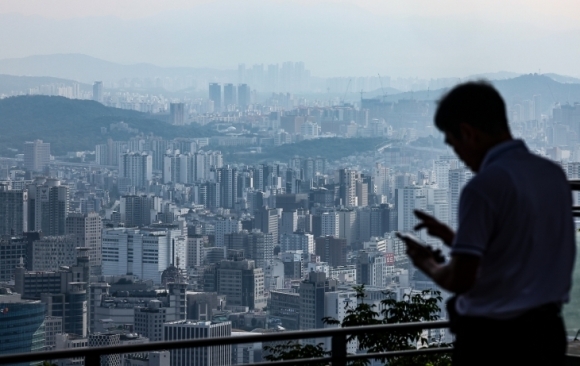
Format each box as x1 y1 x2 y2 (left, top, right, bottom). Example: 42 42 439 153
452 139 576 318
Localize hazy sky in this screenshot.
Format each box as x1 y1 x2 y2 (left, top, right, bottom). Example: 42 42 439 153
0 0 579 78
2 0 580 26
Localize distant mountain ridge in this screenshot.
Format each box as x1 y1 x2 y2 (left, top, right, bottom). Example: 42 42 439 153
0 95 213 156
365 74 580 115
0 54 236 84
1 54 579 92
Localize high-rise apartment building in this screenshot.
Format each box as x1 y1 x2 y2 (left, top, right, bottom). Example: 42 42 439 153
135 300 176 342
321 212 339 238
280 210 298 236
373 163 390 197
237 84 250 109
315 236 347 267
356 179 369 207
44 316 62 351
433 160 451 190
448 168 473 229
187 235 205 268
253 207 279 242
23 140 50 172
31 235 77 271
269 290 300 330
163 153 188 184
223 83 236 110
0 186 28 236
337 208 356 247
27 178 68 236
224 231 249 253
95 138 127 167
279 232 314 254
66 212 103 272
223 230 274 270
338 168 357 207
299 272 336 331
0 236 27 282
164 320 232 366
217 166 238 209
245 231 274 270
195 150 224 181
324 291 358 354
93 81 103 103
215 256 266 310
119 152 153 190
396 186 426 233
170 103 185 125
133 282 187 342
209 83 222 112
214 217 242 248
120 195 161 228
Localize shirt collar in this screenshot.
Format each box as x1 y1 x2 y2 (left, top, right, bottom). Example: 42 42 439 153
480 139 527 171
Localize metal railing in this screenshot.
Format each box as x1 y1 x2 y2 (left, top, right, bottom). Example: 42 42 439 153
0 321 451 366
1 320 580 365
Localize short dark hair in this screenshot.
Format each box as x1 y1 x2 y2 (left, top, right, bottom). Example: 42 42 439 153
434 81 509 138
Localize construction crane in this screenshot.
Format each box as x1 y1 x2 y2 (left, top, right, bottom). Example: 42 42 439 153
378 73 387 103
342 78 352 105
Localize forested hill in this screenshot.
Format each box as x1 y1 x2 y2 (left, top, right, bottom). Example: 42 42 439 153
0 74 91 95
223 137 391 164
0 95 212 155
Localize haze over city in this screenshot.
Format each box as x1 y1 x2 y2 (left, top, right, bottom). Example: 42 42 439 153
1 0 579 78
1 1 580 365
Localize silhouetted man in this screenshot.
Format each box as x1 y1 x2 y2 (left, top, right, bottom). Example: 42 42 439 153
401 82 575 365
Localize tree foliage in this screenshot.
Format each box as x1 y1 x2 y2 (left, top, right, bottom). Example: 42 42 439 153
225 137 389 165
264 342 330 366
264 285 451 366
0 95 214 155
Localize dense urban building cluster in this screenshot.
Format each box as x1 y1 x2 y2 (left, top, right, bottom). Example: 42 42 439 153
1 73 579 366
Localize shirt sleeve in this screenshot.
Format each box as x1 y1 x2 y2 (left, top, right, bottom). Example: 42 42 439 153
451 185 495 257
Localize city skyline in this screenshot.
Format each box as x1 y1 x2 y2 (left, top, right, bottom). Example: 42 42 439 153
0 1 579 363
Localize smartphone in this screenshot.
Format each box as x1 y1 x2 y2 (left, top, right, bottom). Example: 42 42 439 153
396 232 426 246
396 232 446 264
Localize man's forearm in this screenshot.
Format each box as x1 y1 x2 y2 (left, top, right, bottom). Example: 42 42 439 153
418 259 474 294
419 260 456 292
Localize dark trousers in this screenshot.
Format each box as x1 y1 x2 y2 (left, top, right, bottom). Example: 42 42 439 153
451 303 567 366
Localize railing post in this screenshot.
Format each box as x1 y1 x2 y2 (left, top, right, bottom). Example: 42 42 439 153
85 352 100 366
331 334 347 366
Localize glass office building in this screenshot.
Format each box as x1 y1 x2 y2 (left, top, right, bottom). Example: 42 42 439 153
0 288 45 366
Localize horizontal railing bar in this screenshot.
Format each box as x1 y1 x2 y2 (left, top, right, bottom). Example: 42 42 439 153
248 356 333 366
0 321 450 364
346 347 452 360
251 347 455 366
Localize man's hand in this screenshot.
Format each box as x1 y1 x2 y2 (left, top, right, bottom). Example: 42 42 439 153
414 210 455 247
396 232 438 273
397 232 479 293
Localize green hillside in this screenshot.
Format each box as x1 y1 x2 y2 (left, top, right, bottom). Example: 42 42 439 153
0 95 213 155
224 137 390 164
0 74 92 95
